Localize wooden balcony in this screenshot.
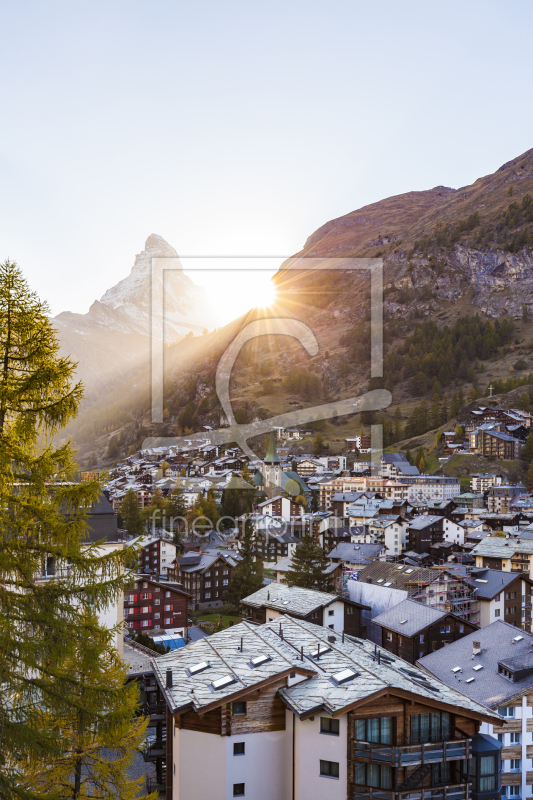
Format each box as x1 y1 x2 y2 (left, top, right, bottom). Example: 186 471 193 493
351 783 470 800
352 739 470 767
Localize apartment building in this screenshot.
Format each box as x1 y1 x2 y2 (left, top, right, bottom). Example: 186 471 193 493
419 621 533 800
406 477 462 505
153 615 501 800
373 598 478 664
471 537 533 587
123 576 191 634
167 548 242 610
136 536 177 576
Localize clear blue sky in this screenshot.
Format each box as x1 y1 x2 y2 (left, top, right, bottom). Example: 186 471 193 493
1 0 533 315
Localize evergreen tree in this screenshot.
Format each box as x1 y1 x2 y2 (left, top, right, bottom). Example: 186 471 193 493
166 489 188 547
524 431 533 463
0 261 133 798
141 485 167 531
419 456 426 473
449 392 460 418
285 533 332 591
528 460 533 488
392 407 402 442
21 611 152 800
405 449 413 465
225 520 263 609
121 488 144 536
414 447 425 469
313 432 325 455
107 434 120 459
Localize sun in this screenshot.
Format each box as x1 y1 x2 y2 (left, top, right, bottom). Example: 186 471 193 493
254 279 277 309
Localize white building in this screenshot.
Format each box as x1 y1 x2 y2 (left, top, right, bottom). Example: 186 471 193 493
406 477 462 505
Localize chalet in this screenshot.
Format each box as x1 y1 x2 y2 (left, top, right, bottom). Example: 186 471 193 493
467 567 532 631
123 576 191 634
373 598 478 664
257 495 305 520
135 536 177 577
153 615 501 800
167 548 242 610
251 520 299 566
407 515 445 554
471 537 533 582
241 583 369 638
486 484 526 514
419 621 533 800
367 515 409 557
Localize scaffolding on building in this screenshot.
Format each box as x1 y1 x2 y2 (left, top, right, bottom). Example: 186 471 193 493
407 569 480 626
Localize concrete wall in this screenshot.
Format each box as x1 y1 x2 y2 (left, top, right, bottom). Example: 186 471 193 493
294 711 348 800
225 729 291 800
173 728 226 800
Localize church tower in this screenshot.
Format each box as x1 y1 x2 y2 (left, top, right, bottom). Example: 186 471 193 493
263 431 282 491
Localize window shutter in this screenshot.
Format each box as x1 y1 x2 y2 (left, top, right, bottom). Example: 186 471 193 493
148 593 152 599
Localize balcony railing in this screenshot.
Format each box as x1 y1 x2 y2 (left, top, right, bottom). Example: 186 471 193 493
352 782 470 800
353 739 470 767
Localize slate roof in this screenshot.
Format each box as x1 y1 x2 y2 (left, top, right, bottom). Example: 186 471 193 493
327 542 385 564
382 453 409 464
467 568 528 599
408 515 444 530
356 561 435 589
151 616 499 721
471 537 533 558
241 582 368 615
177 549 241 573
418 620 533 709
274 556 339 576
372 598 448 637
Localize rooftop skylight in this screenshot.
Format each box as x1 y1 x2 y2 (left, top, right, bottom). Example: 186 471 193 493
188 661 210 676
331 668 359 685
465 677 475 684
211 675 237 691
384 582 392 587
396 565 405 570
451 667 462 673
405 569 414 574
473 664 483 671
377 578 384 583
400 619 407 625
513 635 524 642
249 655 272 668
309 645 332 659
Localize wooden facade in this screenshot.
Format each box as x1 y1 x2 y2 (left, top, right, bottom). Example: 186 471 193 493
379 614 477 664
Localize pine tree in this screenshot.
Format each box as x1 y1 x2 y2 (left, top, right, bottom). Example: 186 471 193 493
107 434 120 459
450 392 460 418
524 431 533 462
405 449 413 465
226 520 263 609
121 488 144 536
142 485 167 531
313 432 325 455
528 460 533 489
166 489 188 547
419 456 426 473
0 261 133 798
285 533 332 591
20 611 152 800
392 407 402 442
414 447 425 469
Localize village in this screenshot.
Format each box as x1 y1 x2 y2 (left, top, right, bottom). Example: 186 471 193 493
87 400 533 798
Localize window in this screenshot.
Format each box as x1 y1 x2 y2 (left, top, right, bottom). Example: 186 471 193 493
320 760 340 779
233 784 245 796
165 591 171 597
506 591 516 600
508 607 516 615
509 787 521 797
223 579 228 586
154 599 160 605
142 592 149 599
154 613 160 619
164 618 171 624
440 625 451 633
510 732 521 744
510 759 521 771
410 712 450 743
498 707 515 718
165 605 172 611
205 582 211 588
386 632 392 641
233 742 245 756
328 610 334 616
346 606 353 615
142 606 149 613
459 624 464 633
320 717 340 736
495 594 500 601
233 701 246 716
355 718 393 744
353 763 391 788
205 593 211 599
495 609 501 617
419 634 425 643
141 619 150 627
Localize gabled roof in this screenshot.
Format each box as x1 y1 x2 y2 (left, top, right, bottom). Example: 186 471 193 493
327 542 385 564
356 560 435 589
418 620 533 709
471 537 533 558
372 598 449 636
467 567 531 599
242 582 368 616
151 616 499 722
408 515 444 530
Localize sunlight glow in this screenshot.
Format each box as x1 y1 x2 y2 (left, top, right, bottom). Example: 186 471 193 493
181 257 284 326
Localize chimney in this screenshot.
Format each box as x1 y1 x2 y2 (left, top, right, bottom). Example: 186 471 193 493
166 668 173 688
472 641 481 656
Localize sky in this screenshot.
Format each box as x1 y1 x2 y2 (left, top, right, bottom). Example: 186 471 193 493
1 0 533 319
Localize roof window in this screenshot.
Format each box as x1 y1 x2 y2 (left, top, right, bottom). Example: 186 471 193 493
249 655 271 668
331 668 359 685
309 645 332 659
465 677 475 684
451 667 461 673
473 664 483 671
211 675 238 691
188 661 210 676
